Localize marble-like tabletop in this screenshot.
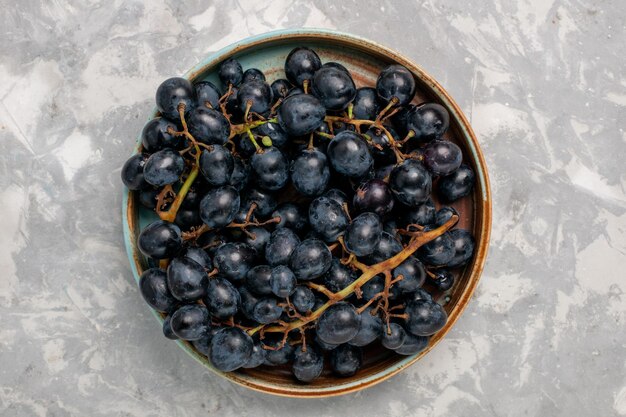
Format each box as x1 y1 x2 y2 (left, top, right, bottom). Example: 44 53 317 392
1 1 624 416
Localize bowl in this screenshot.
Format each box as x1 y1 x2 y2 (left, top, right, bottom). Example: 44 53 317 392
122 28 491 397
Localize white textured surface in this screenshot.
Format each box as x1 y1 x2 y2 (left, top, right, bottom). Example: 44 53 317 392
1 1 625 416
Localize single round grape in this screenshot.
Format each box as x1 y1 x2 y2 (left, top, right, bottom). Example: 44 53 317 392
141 118 180 152
390 103 416 138
438 163 475 202
404 288 434 303
229 156 249 191
435 206 460 228
199 145 234 186
447 229 475 268
284 47 322 86
405 103 449 142
183 247 212 270
143 149 184 187
291 148 330 197
321 61 349 73
139 268 177 312
292 346 324 382
156 77 195 120
170 304 210 341
162 315 179 340
327 131 373 178
265 228 300 266
365 125 397 165
238 285 260 319
252 297 283 324
270 265 296 298
311 66 356 111
204 278 241 319
255 122 289 148
242 226 271 258
324 188 349 207
121 153 150 191
271 78 292 103
315 334 339 351
393 256 426 293
242 188 277 217
404 299 447 336
166 257 208 302
238 80 273 115
187 107 231 145
401 198 436 227
344 212 383 257
323 258 357 293
194 81 221 109
263 337 294 365
395 333 429 355
376 65 416 106
353 179 395 217
308 196 349 243
139 188 159 209
417 232 455 266
213 242 255 282
251 147 289 191
289 238 332 281
291 286 315 313
218 57 243 87
316 302 361 345
361 275 384 301
430 269 455 291
330 344 362 377
389 159 432 207
352 87 379 121
242 340 267 368
277 93 326 136
381 323 407 350
245 265 272 295
272 203 307 232
209 327 253 372
349 308 383 347
422 140 462 176
199 186 240 228
242 68 266 83
137 220 182 259
192 332 214 356
180 186 204 209
366 232 403 264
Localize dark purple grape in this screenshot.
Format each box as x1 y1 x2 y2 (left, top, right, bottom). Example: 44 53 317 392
405 103 449 142
170 304 210 341
242 340 267 368
352 87 379 120
251 147 289 191
141 118 180 152
121 153 150 190
199 186 240 228
422 140 462 176
365 125 397 165
311 66 356 111
242 226 271 258
321 61 349 73
400 198 436 227
366 232 402 264
327 131 373 178
291 286 315 313
417 232 455 266
291 148 330 197
245 265 272 295
381 323 406 350
204 277 240 318
435 206 459 227
213 242 255 282
263 337 294 365
139 188 159 209
430 269 455 291
330 344 362 377
308 196 349 243
353 179 395 217
209 327 253 372
187 107 230 146
392 256 426 293
284 47 322 86
239 286 260 319
344 212 383 257
156 77 195 120
292 346 324 382
143 149 184 187
324 188 349 207
277 94 326 136
166 257 208 302
265 228 300 266
390 103 416 138
182 247 212 270
395 333 429 355
349 308 382 347
218 58 243 87
316 302 361 345
447 229 475 268
271 78 292 103
162 315 179 340
242 188 277 217
174 208 200 230
199 145 234 186
315 334 339 351
376 65 415 106
252 297 283 324
194 81 221 109
139 268 177 312
229 156 249 191
289 238 332 280
238 80 273 115
242 68 266 83
255 122 289 148
438 163 475 202
323 258 357 293
272 203 307 232
404 299 447 336
361 275 384 301
404 288 434 303
137 220 182 259
389 159 432 207
270 265 296 297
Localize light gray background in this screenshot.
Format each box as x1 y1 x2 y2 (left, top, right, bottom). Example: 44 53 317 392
1 0 625 416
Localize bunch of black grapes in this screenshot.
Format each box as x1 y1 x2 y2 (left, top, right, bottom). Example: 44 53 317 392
121 46 476 382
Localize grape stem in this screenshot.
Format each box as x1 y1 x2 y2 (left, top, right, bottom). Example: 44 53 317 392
247 214 458 336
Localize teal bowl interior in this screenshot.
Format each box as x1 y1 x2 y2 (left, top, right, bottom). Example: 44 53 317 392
122 29 491 397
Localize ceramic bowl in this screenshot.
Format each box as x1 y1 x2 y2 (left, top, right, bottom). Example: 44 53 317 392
122 29 491 397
